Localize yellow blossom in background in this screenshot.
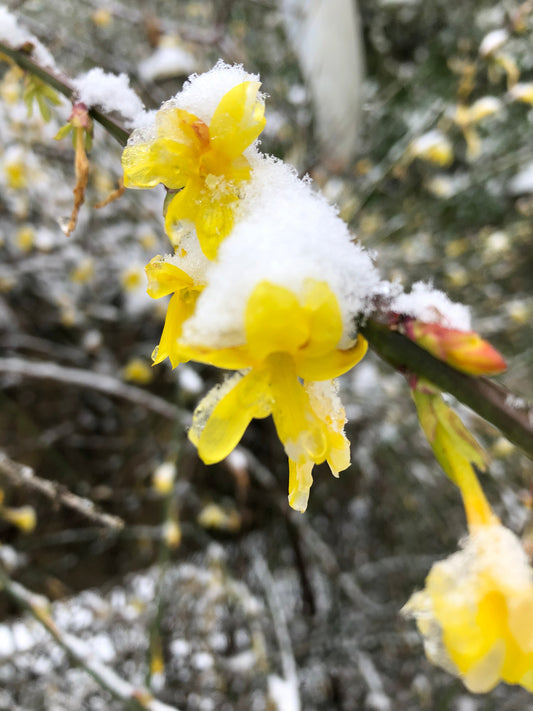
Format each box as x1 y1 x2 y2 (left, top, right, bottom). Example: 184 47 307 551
162 519 181 548
407 130 454 167
15 225 35 252
0 504 37 533
197 502 241 532
122 357 153 385
145 255 204 368
70 257 95 284
0 65 23 104
183 279 367 511
152 461 177 495
121 81 266 259
91 7 113 28
4 155 28 190
121 265 144 292
403 519 533 693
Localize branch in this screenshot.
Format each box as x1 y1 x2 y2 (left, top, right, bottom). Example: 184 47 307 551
361 318 533 459
0 39 129 146
0 451 124 530
0 565 181 711
0 357 186 422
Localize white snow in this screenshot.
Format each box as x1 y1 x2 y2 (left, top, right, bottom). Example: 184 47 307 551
72 68 146 128
390 281 472 330
0 5 56 68
138 41 196 82
166 60 262 125
181 155 381 350
479 28 509 57
508 161 533 194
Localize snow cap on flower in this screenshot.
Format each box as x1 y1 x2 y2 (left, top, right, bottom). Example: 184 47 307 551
169 60 263 126
181 155 381 351
403 521 533 694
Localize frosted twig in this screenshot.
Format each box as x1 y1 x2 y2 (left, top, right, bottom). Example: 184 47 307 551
0 357 186 422
0 565 181 711
0 38 129 146
253 553 301 711
0 451 124 530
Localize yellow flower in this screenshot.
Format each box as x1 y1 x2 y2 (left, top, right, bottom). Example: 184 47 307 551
183 279 367 511
122 81 266 259
145 254 204 368
403 519 533 694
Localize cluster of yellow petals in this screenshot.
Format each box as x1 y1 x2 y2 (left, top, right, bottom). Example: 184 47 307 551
403 416 533 695
404 515 533 694
182 280 368 511
122 81 266 259
123 78 368 511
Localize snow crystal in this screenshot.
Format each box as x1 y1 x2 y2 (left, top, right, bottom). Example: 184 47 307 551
73 68 146 128
391 281 471 330
0 6 56 68
181 155 381 350
159 232 211 285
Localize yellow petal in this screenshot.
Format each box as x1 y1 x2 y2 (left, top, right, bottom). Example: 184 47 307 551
245 282 309 360
164 180 202 241
305 380 351 476
145 255 194 298
297 335 368 380
288 458 314 513
209 81 266 159
156 107 209 150
177 343 254 371
152 291 197 368
122 138 191 189
301 279 344 356
190 370 273 464
195 197 236 260
269 354 327 464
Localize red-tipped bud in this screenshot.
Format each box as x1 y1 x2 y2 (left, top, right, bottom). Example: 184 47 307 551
69 102 92 130
404 320 507 376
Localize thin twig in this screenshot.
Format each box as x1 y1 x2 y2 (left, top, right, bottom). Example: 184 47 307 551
361 318 533 458
0 356 186 422
0 451 124 529
0 565 181 711
0 39 130 146
253 553 301 711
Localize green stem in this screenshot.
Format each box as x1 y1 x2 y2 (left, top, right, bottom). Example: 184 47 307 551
361 318 533 459
0 40 130 146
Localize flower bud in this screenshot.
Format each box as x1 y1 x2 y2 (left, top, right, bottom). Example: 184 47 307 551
404 320 506 376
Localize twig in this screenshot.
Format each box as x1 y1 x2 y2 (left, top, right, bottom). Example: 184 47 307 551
0 565 181 711
0 39 129 146
0 451 124 530
253 553 301 711
0 356 186 422
361 318 533 459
